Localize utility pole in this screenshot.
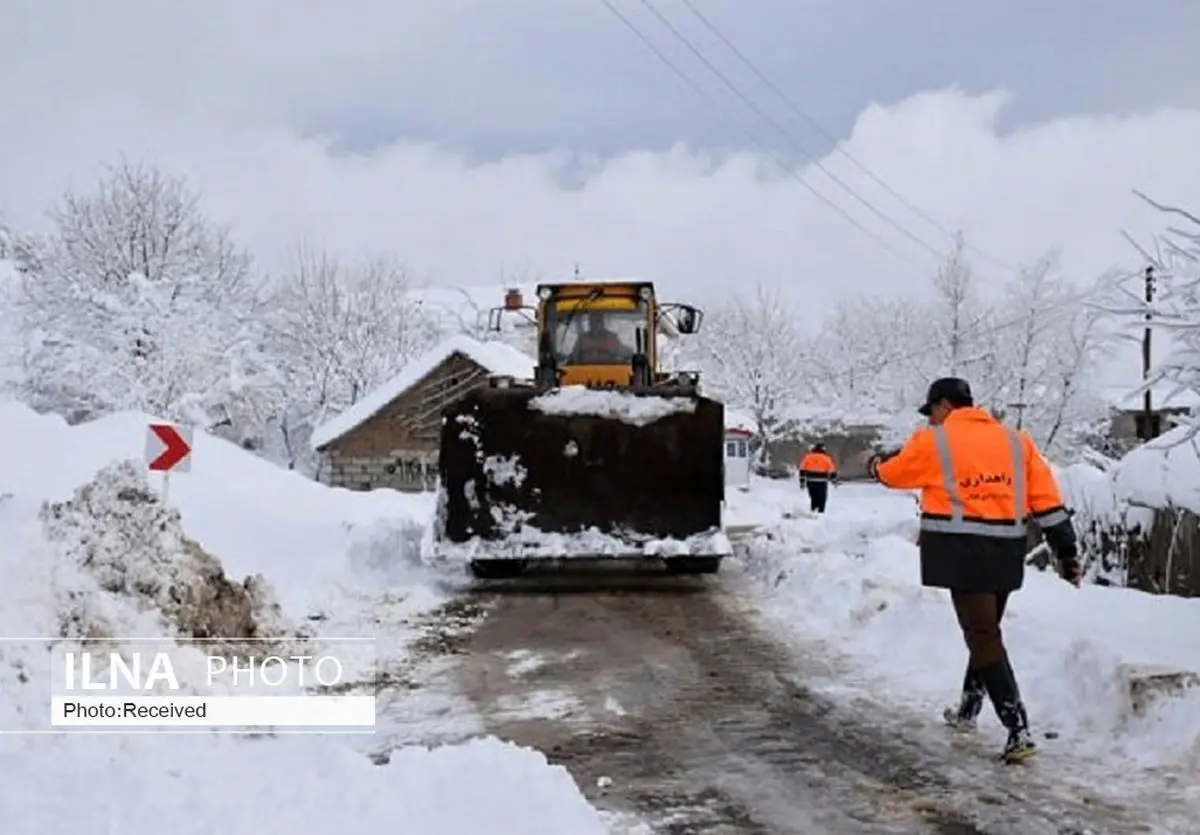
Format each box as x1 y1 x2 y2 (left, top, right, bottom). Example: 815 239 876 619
1007 402 1028 430
1141 265 1155 440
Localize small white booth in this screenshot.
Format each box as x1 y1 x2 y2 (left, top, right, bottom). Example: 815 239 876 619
723 410 756 489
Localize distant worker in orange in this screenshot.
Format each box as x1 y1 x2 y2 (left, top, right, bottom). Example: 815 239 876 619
798 443 838 514
863 377 1080 764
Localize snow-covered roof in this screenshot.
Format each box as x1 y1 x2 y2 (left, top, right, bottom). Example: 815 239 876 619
725 408 756 435
310 335 535 451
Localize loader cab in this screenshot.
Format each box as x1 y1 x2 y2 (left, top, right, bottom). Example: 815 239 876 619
486 278 704 390
536 281 661 388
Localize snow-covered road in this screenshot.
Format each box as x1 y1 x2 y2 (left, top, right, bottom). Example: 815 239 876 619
2 405 1197 835
442 574 989 834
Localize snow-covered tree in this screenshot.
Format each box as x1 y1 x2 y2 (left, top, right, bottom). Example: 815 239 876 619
810 295 927 414
264 244 439 469
13 161 274 438
987 255 1112 455
912 238 1010 405
794 241 1112 456
688 282 809 444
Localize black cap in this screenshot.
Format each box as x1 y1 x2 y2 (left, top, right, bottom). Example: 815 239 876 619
918 377 973 416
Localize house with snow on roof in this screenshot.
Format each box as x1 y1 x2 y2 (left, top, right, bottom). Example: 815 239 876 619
1102 382 1200 444
309 334 535 492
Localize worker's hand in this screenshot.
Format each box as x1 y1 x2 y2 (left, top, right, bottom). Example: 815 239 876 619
1057 556 1083 588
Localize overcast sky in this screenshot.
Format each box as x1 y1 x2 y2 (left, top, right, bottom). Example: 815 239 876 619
2 0 1199 387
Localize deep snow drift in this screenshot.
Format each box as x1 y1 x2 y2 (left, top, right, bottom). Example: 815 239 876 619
0 401 613 835
734 478 1200 825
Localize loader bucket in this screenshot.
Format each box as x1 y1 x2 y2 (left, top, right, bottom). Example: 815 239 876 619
433 384 729 575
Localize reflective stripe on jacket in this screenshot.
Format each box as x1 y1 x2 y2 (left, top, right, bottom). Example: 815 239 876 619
875 408 1071 539
798 451 837 482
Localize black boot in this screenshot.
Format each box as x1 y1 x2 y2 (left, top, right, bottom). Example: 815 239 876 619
979 658 1037 763
942 665 985 731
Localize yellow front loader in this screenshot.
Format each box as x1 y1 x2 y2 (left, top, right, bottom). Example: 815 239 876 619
432 278 730 579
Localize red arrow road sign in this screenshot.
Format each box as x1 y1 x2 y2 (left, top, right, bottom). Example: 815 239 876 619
147 423 192 472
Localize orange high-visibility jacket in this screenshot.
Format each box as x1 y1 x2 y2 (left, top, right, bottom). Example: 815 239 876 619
875 407 1069 536
798 451 837 482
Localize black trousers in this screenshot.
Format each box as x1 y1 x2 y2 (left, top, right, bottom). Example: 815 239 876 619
951 591 1011 669
805 480 828 513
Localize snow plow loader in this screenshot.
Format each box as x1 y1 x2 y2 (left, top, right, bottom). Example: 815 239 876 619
432 279 731 579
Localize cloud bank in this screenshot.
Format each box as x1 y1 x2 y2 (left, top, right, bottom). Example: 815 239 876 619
4 86 1198 325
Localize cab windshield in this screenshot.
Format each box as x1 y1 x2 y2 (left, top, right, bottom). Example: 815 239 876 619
549 304 647 366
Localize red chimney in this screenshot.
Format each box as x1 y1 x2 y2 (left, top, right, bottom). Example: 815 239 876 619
504 288 523 310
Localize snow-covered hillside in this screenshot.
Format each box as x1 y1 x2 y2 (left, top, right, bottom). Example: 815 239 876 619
0 400 613 835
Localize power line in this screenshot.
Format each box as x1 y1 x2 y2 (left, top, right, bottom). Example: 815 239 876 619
674 0 1018 274
596 0 1120 383
595 0 928 269
628 0 948 263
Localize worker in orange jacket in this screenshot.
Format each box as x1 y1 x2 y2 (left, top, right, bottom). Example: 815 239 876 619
863 377 1080 764
798 443 837 513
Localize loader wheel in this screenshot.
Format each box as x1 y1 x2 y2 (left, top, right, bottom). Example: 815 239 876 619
468 559 526 580
664 556 721 575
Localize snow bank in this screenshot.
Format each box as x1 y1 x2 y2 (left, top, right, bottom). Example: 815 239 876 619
0 400 613 835
1112 424 1200 515
529 385 696 425
1054 426 1200 523
3 734 611 835
0 401 435 614
310 334 534 450
740 485 1200 774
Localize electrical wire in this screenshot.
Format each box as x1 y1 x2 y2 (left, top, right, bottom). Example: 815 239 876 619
595 0 929 269
673 0 1020 273
629 0 948 263
596 0 1127 390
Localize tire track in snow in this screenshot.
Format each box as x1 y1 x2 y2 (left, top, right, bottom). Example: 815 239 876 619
449 573 991 834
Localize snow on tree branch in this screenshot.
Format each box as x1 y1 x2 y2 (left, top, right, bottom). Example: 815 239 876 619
263 243 439 469
686 282 808 443
755 239 1114 457
13 160 274 438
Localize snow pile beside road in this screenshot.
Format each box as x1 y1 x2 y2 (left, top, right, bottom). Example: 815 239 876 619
41 461 294 649
0 400 613 835
0 459 313 735
0 401 438 615
530 385 696 425
3 734 612 835
740 485 1200 774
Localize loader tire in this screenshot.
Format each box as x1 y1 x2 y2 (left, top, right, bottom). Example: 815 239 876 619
664 556 721 575
468 559 526 580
